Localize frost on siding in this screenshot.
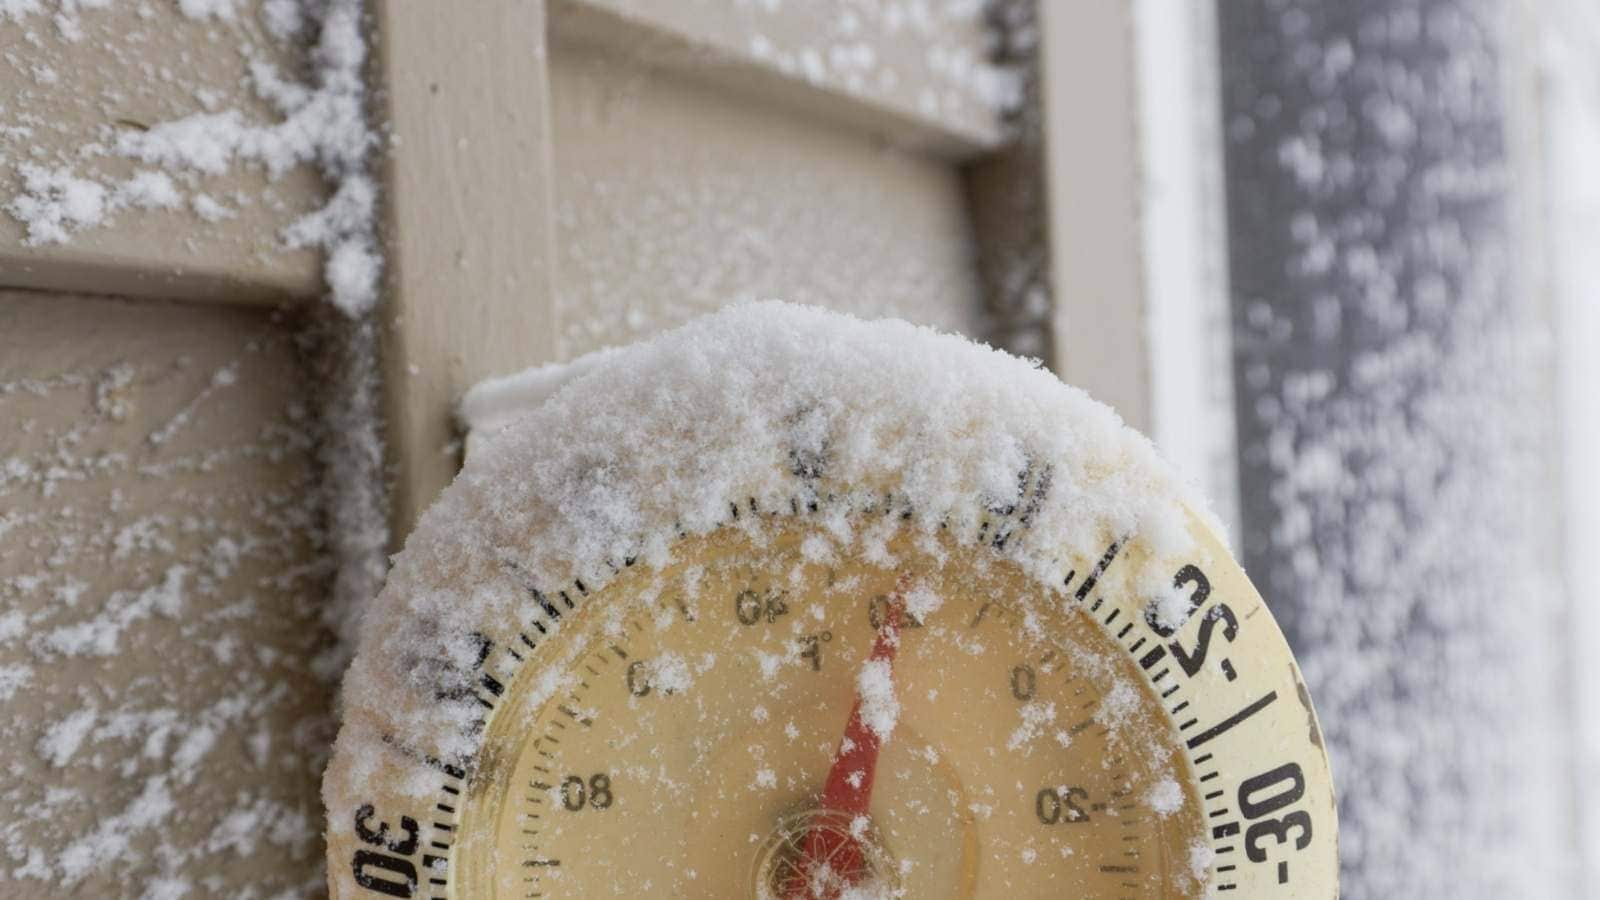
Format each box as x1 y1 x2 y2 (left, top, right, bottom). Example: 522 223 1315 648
1217 1 1571 895
0 0 380 317
963 0 1053 362
303 308 390 656
0 0 390 654
566 0 1017 146
548 40 986 358
0 293 337 897
547 1 1033 359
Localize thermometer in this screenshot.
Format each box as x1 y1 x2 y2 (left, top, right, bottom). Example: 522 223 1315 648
324 304 1336 898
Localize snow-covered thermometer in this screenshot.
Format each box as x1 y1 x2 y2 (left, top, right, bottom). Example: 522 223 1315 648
323 304 1337 898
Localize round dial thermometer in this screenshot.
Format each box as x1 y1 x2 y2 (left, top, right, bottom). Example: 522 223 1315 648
325 305 1336 898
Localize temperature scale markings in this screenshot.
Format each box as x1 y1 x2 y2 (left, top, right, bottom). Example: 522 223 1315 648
1185 691 1278 750
442 534 1300 897
1074 540 1123 601
531 590 563 621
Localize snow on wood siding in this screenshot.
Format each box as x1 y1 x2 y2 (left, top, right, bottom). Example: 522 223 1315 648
548 37 987 358
0 292 334 897
0 3 328 303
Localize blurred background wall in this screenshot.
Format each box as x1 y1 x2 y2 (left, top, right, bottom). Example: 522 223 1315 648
1202 0 1595 894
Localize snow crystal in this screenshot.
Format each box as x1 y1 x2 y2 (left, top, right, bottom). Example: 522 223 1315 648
800 534 836 564
37 565 187 657
58 776 174 885
644 651 694 694
0 0 45 23
902 583 943 622
0 664 33 702
115 112 245 176
117 171 182 211
170 723 217 772
260 0 302 39
6 164 107 244
855 658 899 742
190 193 235 223
1005 700 1057 752
1145 776 1183 817
1187 840 1215 882
1094 679 1142 732
175 0 239 21
323 237 380 316
36 706 96 768
0 610 26 642
1145 579 1193 633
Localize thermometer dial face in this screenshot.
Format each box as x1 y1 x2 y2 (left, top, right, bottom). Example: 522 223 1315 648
327 516 1336 898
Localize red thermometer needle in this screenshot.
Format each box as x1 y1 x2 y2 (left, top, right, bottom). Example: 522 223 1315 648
785 576 909 898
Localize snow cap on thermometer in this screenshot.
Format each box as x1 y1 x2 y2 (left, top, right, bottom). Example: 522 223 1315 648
328 301 1209 801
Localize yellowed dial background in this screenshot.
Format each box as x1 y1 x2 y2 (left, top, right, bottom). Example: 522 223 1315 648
327 515 1336 898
